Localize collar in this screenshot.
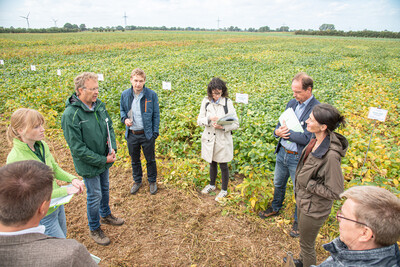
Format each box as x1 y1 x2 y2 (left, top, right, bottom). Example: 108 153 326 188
77 95 96 111
324 237 400 263
13 138 42 151
298 95 314 107
0 225 45 236
211 98 221 104
210 97 226 105
311 134 330 158
131 86 147 97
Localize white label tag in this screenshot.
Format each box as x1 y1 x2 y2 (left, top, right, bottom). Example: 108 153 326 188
31 65 36 71
97 74 104 81
0 60 4 65
236 93 249 104
57 69 61 76
368 107 388 122
162 81 171 90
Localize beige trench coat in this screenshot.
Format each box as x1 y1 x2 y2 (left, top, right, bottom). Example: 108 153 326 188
197 97 239 163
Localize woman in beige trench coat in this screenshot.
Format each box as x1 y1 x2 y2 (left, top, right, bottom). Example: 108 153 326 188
197 78 239 202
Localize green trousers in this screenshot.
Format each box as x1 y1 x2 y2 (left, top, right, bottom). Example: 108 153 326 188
298 208 329 267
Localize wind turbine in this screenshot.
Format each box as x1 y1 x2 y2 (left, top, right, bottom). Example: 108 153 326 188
123 12 128 28
52 18 58 27
20 12 30 28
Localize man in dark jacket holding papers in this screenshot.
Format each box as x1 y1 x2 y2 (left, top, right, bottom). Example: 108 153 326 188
259 72 319 238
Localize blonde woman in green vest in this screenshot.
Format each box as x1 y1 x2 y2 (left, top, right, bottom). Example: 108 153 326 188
6 108 84 238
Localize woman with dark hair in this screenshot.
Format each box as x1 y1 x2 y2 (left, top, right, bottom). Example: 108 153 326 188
289 103 348 267
6 108 85 238
197 78 239 202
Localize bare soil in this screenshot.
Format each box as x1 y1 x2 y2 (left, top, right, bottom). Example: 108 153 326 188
0 120 329 266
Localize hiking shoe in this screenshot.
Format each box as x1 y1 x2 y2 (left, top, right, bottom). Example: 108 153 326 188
100 214 124 226
149 182 157 195
201 184 216 194
283 256 303 267
289 221 299 238
130 182 142 194
90 227 110 246
258 207 279 219
215 190 228 202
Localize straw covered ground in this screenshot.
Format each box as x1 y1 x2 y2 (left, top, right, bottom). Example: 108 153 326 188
0 120 330 266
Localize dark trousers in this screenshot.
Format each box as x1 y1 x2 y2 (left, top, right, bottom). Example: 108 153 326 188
127 131 157 183
210 161 229 191
298 208 329 267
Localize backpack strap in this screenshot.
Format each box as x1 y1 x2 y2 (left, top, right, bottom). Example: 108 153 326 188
224 98 228 114
205 101 210 113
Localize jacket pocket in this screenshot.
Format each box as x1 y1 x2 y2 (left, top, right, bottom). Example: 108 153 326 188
145 99 152 113
308 196 333 216
298 192 312 213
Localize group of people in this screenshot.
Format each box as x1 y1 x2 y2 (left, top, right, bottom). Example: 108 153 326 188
0 69 399 266
253 72 399 267
197 72 399 266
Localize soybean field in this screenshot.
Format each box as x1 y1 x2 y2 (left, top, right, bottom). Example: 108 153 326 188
0 31 399 266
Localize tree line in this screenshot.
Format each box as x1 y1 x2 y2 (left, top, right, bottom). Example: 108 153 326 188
0 23 398 38
0 23 289 33
295 29 400 39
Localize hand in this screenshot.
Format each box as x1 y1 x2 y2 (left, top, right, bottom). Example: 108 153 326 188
212 122 223 129
67 185 80 195
71 179 85 195
106 149 116 163
209 116 219 122
125 118 133 127
275 125 290 139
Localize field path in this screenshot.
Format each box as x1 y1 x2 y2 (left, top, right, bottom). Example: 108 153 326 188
0 120 329 266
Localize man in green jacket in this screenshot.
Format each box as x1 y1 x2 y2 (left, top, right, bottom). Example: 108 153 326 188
61 72 124 246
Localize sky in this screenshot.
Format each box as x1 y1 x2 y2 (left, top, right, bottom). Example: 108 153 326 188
0 0 399 31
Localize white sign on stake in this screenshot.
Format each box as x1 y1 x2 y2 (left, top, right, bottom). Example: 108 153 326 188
97 74 104 81
31 65 36 71
162 81 171 90
236 93 249 104
0 60 4 65
368 107 388 122
57 69 61 76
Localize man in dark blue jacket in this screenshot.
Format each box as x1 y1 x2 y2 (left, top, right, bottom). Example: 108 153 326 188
120 68 160 195
259 72 320 238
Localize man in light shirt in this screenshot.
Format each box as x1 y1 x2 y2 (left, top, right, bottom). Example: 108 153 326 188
259 72 320 238
120 68 160 195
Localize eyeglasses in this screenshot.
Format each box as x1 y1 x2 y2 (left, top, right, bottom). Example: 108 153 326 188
212 91 222 96
83 87 100 92
336 210 368 227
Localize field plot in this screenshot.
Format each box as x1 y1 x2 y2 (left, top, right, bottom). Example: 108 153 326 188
0 31 399 265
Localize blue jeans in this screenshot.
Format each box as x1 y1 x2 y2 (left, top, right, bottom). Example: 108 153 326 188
83 169 111 231
127 132 157 183
40 205 67 238
271 146 299 221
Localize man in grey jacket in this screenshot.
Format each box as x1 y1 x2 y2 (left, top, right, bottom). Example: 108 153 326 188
315 186 400 266
0 161 97 267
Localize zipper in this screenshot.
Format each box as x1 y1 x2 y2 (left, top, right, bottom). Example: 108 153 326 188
145 99 152 112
